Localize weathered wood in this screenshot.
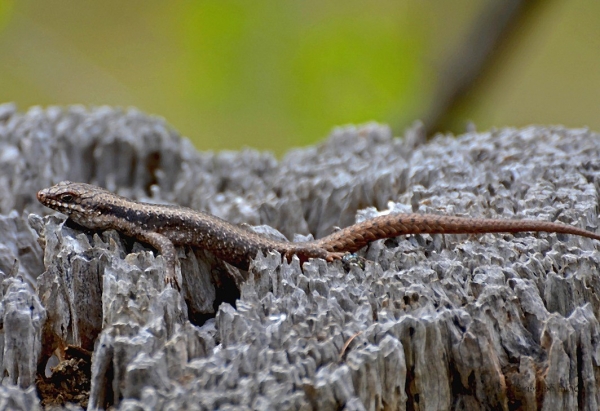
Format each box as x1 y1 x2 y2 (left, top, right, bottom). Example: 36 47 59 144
1 103 599 410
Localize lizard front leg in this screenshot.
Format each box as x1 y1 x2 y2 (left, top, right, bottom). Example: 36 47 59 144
136 231 181 291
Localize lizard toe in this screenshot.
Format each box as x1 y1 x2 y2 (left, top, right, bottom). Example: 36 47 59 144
164 275 181 292
326 252 346 262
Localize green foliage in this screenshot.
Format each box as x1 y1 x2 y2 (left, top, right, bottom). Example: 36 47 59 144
0 1 428 154
0 1 599 154
173 1 427 151
0 0 13 30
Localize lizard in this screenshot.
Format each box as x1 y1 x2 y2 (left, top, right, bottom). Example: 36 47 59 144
37 181 600 289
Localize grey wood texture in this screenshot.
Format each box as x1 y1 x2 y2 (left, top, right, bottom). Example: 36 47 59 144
0 103 599 410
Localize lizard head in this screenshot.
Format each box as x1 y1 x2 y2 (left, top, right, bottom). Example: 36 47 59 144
37 181 113 228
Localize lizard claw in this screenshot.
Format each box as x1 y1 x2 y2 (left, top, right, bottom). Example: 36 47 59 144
164 269 181 291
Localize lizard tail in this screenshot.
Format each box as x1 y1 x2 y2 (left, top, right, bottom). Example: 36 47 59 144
314 213 600 253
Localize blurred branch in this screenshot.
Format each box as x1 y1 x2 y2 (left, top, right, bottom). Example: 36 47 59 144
422 0 548 136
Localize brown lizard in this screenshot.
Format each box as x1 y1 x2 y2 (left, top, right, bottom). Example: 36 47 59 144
37 181 600 288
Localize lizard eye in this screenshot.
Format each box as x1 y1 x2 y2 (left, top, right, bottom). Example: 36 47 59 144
60 194 74 203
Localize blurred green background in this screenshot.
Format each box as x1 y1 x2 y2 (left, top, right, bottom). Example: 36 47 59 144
0 1 599 154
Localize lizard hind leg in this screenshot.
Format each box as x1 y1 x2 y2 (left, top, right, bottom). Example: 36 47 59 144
283 246 335 266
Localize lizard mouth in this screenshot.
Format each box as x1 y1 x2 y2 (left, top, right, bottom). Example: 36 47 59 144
36 188 70 215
